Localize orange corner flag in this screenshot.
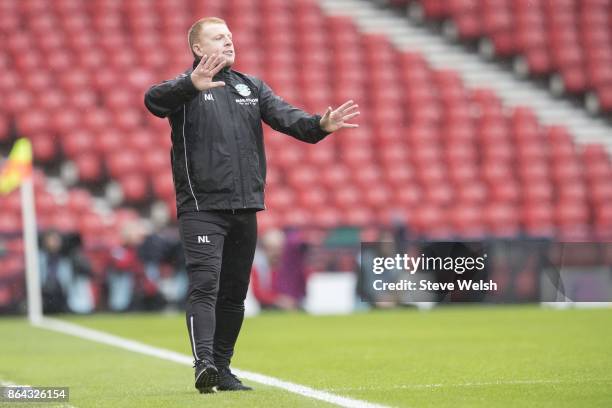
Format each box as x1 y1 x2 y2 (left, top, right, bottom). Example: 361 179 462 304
0 138 33 195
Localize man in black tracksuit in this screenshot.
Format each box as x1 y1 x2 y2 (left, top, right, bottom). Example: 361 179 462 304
144 17 360 393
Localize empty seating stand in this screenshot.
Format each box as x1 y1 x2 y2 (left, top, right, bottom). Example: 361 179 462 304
384 0 612 115
0 0 611 241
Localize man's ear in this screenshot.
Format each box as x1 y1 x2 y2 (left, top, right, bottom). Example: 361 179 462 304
192 43 203 58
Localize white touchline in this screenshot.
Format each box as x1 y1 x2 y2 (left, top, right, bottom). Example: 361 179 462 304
326 378 612 392
33 317 392 408
0 379 76 408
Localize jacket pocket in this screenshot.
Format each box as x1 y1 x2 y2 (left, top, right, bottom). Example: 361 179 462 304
249 149 265 193
192 141 233 194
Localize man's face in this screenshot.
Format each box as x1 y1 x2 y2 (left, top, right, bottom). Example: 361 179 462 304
193 23 235 67
43 233 62 253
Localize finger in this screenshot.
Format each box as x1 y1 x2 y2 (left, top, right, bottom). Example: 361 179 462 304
334 100 354 113
204 54 214 69
342 123 359 128
210 58 226 76
322 106 332 119
333 104 356 117
198 54 208 67
211 53 226 68
194 55 207 73
203 53 217 70
342 111 360 121
341 104 359 114
212 53 225 66
208 81 226 88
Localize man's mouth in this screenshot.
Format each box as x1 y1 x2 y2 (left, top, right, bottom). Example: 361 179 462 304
223 50 234 56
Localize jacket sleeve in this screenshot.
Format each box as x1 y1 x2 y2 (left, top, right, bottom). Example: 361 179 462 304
144 73 200 118
258 79 331 144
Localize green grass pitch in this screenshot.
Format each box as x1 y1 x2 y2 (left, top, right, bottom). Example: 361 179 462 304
1 306 611 407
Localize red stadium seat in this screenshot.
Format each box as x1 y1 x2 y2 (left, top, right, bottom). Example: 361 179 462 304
75 153 103 183
449 203 486 238
119 174 149 203
30 133 57 163
332 185 361 212
485 203 520 237
0 212 21 233
107 150 141 179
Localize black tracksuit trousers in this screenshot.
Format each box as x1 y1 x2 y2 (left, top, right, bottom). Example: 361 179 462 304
178 209 257 368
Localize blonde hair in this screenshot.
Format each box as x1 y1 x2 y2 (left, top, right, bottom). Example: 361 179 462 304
187 17 227 58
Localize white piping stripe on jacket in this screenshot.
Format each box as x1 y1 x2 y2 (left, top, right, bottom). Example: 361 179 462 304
182 105 199 211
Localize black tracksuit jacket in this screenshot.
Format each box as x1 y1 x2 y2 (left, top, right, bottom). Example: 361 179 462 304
144 62 331 216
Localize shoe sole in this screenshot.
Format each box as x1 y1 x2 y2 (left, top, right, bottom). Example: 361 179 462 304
217 385 253 392
196 368 219 394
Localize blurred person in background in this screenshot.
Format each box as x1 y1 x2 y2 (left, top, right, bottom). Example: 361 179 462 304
144 16 360 393
39 230 94 314
139 226 189 310
356 221 411 309
357 229 401 309
274 228 311 308
251 229 298 310
107 220 163 312
62 232 96 314
0 236 25 313
39 230 67 313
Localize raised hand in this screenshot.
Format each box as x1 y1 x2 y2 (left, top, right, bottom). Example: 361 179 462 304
319 100 360 133
190 53 227 91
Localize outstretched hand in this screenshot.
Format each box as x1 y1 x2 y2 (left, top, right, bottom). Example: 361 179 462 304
190 53 227 91
319 100 360 133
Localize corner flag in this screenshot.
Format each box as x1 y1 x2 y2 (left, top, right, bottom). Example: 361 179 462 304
0 137 33 195
1 137 42 322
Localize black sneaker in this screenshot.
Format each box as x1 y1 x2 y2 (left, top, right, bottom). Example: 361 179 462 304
217 367 253 391
194 360 219 394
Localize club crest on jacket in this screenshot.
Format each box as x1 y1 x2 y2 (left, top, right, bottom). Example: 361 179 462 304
234 84 251 97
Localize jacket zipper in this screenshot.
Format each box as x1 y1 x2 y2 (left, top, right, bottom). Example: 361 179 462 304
223 72 247 209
